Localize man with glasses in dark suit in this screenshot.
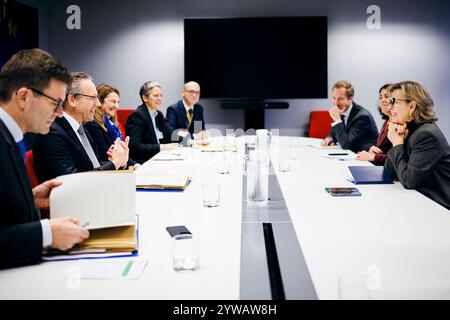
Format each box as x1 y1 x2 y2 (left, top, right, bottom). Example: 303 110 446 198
0 49 89 269
33 72 130 182
166 81 207 142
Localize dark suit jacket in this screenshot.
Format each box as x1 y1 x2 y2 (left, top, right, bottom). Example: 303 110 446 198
166 100 205 137
329 102 379 153
385 122 450 210
33 116 116 182
126 104 172 164
0 120 43 269
83 120 136 166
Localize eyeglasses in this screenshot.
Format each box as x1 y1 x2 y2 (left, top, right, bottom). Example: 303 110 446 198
29 87 64 112
389 98 410 105
74 93 100 103
186 90 200 95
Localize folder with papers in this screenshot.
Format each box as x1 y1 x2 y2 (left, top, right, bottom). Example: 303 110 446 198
348 166 393 184
136 172 191 190
44 171 138 260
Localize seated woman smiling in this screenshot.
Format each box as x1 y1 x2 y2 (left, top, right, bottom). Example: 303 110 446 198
384 81 450 210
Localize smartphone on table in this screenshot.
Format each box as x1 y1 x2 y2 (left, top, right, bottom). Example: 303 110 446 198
325 187 362 197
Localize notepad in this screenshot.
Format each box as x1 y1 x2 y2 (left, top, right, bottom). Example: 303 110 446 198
348 166 393 184
136 172 191 190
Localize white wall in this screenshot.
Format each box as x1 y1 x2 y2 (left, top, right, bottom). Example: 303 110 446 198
22 0 450 139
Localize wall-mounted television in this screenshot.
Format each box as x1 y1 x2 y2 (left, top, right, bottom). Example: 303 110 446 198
184 17 328 100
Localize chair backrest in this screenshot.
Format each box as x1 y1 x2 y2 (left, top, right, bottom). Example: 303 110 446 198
117 109 134 129
118 122 126 139
25 150 40 188
308 110 333 139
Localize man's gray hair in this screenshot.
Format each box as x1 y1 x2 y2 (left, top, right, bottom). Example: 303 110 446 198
67 72 93 95
139 81 161 103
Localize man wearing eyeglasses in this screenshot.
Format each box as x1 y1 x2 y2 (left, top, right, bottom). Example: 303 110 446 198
166 81 207 143
0 49 89 269
321 80 379 153
33 72 130 182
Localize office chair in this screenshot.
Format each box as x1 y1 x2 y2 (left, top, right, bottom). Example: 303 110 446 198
25 150 40 188
117 109 134 130
308 110 333 139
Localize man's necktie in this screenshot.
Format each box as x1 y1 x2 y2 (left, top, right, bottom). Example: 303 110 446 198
340 114 346 126
186 109 193 129
17 139 26 164
77 126 101 169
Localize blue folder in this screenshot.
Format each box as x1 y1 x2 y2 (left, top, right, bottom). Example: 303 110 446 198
348 166 393 184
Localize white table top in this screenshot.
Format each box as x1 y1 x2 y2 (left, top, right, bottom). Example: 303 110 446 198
0 136 448 299
272 136 450 299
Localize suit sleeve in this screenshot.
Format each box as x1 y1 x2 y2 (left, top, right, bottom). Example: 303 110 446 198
165 106 177 133
330 114 373 151
33 132 81 180
0 221 43 269
385 130 442 189
126 112 160 161
84 122 110 163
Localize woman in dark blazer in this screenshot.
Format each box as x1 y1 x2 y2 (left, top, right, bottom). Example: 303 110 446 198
356 84 393 165
126 81 179 163
84 83 137 166
384 81 450 210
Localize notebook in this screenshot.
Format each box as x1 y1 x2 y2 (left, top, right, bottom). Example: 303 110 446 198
348 166 393 184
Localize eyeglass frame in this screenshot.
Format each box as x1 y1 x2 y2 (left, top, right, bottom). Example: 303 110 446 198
73 92 100 103
389 98 410 105
185 90 201 95
29 87 64 112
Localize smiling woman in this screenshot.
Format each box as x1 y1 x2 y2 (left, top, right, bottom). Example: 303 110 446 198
384 81 450 210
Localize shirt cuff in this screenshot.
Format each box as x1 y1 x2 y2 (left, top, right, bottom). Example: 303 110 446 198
40 219 52 248
331 119 342 127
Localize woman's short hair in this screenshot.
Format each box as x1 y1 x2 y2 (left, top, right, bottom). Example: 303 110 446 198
389 81 438 124
139 81 161 103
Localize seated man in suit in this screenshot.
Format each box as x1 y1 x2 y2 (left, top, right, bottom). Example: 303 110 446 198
166 81 207 142
33 72 130 182
0 49 89 269
321 80 379 153
126 81 179 164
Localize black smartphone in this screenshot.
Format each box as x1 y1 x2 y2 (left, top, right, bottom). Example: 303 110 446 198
166 225 192 237
328 153 349 156
325 187 362 197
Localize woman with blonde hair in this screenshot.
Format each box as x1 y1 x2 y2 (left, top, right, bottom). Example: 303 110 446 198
384 81 450 209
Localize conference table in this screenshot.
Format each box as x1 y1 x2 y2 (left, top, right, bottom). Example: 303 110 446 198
0 136 449 300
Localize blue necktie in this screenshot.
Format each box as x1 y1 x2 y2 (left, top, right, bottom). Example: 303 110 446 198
17 139 26 164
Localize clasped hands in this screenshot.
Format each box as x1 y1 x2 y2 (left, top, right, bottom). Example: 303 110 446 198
107 136 130 169
387 122 408 146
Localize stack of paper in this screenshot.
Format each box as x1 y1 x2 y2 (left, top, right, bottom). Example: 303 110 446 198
136 172 190 190
152 150 186 161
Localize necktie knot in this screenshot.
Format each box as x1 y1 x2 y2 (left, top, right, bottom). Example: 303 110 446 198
188 109 193 116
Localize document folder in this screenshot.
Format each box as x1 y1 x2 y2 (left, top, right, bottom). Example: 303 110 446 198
348 166 393 184
136 172 190 190
45 171 138 261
